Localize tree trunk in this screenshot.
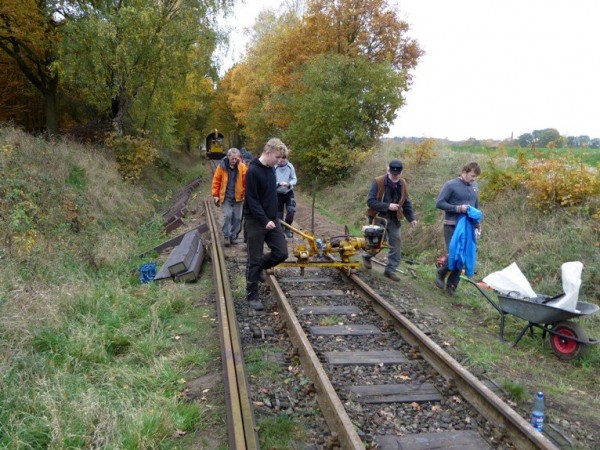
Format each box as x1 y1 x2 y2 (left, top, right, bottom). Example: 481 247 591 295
44 81 59 135
111 88 131 136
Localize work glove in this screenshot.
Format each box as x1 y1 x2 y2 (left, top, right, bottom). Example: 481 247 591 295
213 197 220 207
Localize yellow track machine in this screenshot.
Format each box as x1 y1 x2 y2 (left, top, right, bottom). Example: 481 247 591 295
277 220 388 273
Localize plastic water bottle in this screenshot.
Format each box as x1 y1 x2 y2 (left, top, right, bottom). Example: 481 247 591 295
530 392 545 432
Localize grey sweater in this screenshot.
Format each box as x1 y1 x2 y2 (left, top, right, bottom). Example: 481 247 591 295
436 177 480 225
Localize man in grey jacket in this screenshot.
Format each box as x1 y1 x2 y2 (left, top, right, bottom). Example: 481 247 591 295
435 162 482 296
275 155 297 238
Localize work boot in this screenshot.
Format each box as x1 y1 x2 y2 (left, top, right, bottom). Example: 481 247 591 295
246 291 264 310
446 284 457 297
435 268 447 290
362 257 372 270
384 271 401 282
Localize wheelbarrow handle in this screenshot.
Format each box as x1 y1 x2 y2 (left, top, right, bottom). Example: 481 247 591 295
460 275 503 315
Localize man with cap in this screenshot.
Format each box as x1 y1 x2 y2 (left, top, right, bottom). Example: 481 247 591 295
364 160 417 281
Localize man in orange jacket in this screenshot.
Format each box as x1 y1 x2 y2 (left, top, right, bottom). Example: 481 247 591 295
211 148 248 246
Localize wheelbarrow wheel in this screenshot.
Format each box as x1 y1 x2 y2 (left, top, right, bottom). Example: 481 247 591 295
549 321 588 360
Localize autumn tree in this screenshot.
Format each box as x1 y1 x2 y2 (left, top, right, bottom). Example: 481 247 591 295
221 0 422 179
58 0 229 143
0 0 61 134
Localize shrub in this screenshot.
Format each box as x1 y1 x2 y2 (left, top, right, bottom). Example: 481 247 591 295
523 155 599 212
105 133 159 183
404 138 437 166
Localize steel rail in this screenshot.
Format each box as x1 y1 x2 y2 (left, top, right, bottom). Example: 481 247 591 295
347 272 560 450
268 275 366 450
205 199 259 450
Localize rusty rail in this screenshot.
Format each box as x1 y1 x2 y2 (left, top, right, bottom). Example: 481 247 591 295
205 199 259 450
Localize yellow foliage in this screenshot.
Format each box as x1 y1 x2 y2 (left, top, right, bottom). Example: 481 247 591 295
523 156 600 211
404 139 436 166
105 134 159 183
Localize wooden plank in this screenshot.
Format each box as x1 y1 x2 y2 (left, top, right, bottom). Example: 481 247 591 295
297 306 361 315
167 230 200 275
310 325 382 336
324 350 407 365
287 289 346 297
279 277 333 283
374 430 492 450
164 216 184 233
348 383 442 403
175 240 205 282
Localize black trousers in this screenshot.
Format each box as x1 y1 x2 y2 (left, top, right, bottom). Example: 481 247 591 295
441 224 461 288
277 191 296 225
245 217 288 295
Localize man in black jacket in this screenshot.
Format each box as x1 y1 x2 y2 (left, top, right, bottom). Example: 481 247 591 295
364 160 417 281
244 138 289 309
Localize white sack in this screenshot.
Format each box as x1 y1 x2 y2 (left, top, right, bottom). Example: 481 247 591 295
545 261 582 313
482 262 537 298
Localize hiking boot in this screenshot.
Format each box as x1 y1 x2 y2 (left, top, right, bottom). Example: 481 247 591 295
384 271 401 282
435 269 447 290
446 284 457 296
362 257 372 270
285 229 293 239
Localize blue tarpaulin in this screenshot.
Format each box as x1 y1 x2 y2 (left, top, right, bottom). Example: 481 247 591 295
139 262 157 284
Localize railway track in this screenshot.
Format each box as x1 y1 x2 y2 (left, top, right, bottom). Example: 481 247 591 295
204 158 560 449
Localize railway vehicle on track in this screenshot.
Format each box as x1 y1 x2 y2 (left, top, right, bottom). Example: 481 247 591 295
205 129 225 160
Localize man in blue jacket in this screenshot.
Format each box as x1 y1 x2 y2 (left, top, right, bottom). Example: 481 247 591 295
435 162 482 296
244 138 289 309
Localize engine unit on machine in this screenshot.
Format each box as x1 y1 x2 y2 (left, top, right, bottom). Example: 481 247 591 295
362 224 385 252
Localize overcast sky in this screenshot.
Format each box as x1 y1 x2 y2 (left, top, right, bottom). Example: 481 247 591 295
224 0 600 141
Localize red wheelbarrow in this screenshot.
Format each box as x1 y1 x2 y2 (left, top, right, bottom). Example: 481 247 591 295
461 276 599 359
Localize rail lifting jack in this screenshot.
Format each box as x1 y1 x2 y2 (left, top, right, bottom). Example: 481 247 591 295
277 220 388 275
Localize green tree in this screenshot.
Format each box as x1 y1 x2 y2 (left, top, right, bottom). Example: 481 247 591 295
517 133 533 148
532 128 560 148
58 0 228 143
284 54 403 180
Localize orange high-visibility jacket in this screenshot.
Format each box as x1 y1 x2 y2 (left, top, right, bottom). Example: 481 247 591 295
211 162 248 203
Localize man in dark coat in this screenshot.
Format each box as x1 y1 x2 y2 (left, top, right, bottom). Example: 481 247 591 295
364 160 417 281
244 138 289 309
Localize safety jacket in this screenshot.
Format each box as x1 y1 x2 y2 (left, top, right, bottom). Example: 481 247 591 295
211 159 248 204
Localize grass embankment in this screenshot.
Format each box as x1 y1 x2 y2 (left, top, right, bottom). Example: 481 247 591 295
306 139 600 445
0 127 226 448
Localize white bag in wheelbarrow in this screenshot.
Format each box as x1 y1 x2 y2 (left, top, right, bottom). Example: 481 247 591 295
544 261 583 313
482 262 537 298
